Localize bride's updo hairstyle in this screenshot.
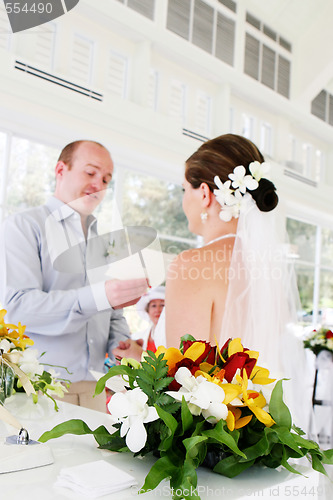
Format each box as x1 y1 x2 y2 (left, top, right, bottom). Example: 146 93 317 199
185 133 278 212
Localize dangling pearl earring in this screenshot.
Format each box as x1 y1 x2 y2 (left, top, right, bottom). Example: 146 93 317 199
200 212 208 223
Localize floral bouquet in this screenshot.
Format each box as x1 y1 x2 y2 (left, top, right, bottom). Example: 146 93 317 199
40 336 333 499
0 309 69 410
303 327 333 356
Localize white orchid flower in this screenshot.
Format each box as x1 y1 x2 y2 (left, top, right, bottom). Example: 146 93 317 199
0 338 12 353
249 161 270 181
166 367 228 424
214 176 234 206
17 348 44 380
229 165 258 193
108 387 159 453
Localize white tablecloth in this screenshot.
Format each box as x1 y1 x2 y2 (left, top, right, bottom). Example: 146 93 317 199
1 394 332 499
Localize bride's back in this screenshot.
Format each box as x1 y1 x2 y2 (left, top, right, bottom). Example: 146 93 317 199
165 236 235 346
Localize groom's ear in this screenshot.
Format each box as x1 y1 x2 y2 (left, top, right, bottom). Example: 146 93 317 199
199 183 213 207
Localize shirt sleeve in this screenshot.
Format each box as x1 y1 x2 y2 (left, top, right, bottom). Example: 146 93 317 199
107 308 130 360
0 213 109 335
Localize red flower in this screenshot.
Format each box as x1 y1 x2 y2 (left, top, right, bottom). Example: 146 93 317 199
182 340 216 365
168 358 200 391
325 330 333 339
223 351 257 383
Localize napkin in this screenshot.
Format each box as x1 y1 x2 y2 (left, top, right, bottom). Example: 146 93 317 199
55 460 137 498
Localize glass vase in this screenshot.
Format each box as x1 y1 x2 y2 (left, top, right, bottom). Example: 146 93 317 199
0 360 15 404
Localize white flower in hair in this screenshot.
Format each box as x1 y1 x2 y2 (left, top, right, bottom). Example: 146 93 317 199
249 161 270 182
228 165 258 193
213 176 233 205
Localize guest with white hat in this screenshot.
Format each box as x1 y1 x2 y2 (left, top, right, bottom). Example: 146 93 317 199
132 286 165 352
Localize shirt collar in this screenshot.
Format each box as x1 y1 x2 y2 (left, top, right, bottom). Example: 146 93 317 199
46 196 97 230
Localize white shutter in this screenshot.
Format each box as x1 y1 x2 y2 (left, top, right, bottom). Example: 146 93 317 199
127 0 155 20
71 34 94 86
244 33 259 80
311 91 327 122
167 0 191 41
192 0 214 54
0 8 11 51
147 69 158 110
105 51 128 98
277 55 290 98
329 94 333 126
261 44 275 90
170 80 187 127
215 12 235 66
195 92 211 136
34 23 56 71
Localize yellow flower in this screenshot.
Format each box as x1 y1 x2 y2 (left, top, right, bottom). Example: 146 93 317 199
236 369 275 427
251 366 276 385
0 309 33 350
226 407 253 431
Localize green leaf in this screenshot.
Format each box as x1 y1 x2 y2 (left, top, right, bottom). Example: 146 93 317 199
141 362 156 379
94 365 134 395
310 450 329 477
183 435 207 461
154 377 174 392
136 369 153 385
39 419 93 442
281 447 304 476
136 379 153 398
213 454 255 478
155 405 179 451
269 380 292 430
273 427 303 457
171 459 200 499
292 434 320 452
181 397 194 434
321 448 333 464
140 455 178 493
202 420 246 458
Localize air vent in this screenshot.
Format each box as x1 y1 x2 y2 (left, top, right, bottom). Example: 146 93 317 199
284 168 317 187
14 61 103 101
182 129 210 142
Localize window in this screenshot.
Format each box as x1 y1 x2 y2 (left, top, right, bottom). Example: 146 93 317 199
194 91 211 136
241 114 255 140
244 14 291 98
71 34 94 86
4 137 58 217
147 69 159 111
0 132 7 221
33 22 56 71
116 0 155 20
121 169 195 255
0 6 11 51
127 0 155 20
167 0 191 40
311 89 333 127
166 0 236 67
105 51 128 98
169 80 187 127
260 122 272 156
192 0 214 54
215 11 235 66
286 218 317 323
286 219 333 327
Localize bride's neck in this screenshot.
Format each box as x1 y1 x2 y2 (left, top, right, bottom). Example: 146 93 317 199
202 218 238 245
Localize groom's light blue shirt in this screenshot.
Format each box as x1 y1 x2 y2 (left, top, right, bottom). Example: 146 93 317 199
0 197 130 382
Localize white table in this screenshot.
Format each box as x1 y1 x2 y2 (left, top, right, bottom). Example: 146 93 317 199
1 394 332 499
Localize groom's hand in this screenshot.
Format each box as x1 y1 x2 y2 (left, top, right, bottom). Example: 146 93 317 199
112 339 143 363
105 278 148 309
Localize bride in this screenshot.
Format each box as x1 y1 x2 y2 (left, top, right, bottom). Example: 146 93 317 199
154 134 310 429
